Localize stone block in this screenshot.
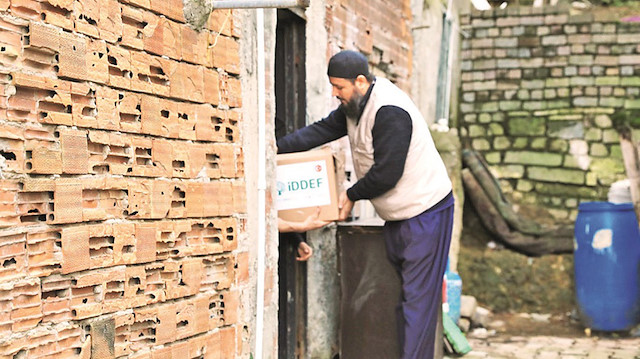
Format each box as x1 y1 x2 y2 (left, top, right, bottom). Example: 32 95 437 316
508 117 545 136
624 99 640 109
460 295 477 318
493 136 510 150
504 151 563 166
471 306 491 328
541 34 566 46
590 143 608 157
471 138 490 151
528 167 585 185
573 97 598 107
491 164 524 179
548 121 584 139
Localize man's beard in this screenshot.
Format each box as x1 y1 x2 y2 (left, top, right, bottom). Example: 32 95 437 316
342 91 363 118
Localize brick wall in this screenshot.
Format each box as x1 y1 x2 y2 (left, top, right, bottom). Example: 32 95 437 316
325 0 413 90
0 1 247 357
459 5 640 221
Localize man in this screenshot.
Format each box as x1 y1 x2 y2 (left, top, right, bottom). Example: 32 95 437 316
277 50 454 359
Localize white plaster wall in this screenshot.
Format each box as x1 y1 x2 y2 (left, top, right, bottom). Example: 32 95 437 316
239 8 280 359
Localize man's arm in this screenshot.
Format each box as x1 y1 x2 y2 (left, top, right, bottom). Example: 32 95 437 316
277 109 348 154
346 105 412 201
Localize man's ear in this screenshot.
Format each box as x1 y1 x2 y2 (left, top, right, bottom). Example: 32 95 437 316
355 74 370 94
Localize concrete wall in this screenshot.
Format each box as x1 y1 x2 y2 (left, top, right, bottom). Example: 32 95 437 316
0 1 276 357
459 4 640 222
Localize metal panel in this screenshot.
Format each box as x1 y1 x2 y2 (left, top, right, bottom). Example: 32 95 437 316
338 224 401 358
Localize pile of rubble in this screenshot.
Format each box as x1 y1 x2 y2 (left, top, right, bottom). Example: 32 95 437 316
457 295 496 338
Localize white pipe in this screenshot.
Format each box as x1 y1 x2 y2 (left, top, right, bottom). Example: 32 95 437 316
443 0 454 124
255 7 266 359
213 0 308 9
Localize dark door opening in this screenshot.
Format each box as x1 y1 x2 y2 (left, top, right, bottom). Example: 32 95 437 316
275 9 307 359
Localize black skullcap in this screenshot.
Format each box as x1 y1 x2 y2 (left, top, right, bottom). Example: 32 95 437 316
327 50 369 79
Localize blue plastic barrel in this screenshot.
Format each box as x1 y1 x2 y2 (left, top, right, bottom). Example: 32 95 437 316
574 202 640 331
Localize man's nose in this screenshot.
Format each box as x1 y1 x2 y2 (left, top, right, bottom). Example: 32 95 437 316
331 87 339 97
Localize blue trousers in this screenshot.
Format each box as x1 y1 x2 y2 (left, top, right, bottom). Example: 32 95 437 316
383 192 454 359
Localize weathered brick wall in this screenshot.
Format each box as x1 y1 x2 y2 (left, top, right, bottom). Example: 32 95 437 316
325 0 413 90
0 1 247 357
459 5 640 221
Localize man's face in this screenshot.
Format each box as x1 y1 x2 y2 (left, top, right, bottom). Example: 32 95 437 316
329 77 358 105
329 76 369 117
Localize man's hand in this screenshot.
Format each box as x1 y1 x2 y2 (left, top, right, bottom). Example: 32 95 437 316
301 207 331 231
296 241 313 261
278 207 330 233
338 191 354 221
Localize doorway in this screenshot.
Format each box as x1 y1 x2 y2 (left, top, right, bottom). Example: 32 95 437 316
275 8 307 359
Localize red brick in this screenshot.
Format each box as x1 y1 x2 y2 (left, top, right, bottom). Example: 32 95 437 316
203 68 220 106
207 9 235 36
58 31 89 81
95 86 119 130
27 21 60 52
132 53 171 97
167 183 187 218
233 181 246 214
0 21 24 68
149 0 185 23
203 182 220 216
26 138 61 174
41 276 72 323
106 44 132 89
16 186 54 225
168 62 204 103
99 0 123 44
60 128 89 174
26 228 63 277
121 0 149 8
194 104 216 141
121 4 146 50
181 24 208 65
0 230 27 281
74 0 100 37
159 18 181 60
210 34 240 75
150 138 172 177
39 88 73 126
61 225 90 273
54 179 83 224
171 142 191 178
227 77 243 108
116 89 142 133
10 279 42 332
235 251 249 284
86 39 110 84
219 326 237 359
202 255 234 292
155 302 177 344
150 180 171 218
0 123 25 173
134 223 156 264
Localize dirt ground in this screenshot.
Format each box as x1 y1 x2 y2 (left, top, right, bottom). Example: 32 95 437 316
490 312 585 337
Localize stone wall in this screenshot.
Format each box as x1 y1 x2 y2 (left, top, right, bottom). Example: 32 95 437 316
0 1 252 357
459 5 640 222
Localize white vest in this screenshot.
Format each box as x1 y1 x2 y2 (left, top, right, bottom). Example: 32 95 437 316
346 78 452 221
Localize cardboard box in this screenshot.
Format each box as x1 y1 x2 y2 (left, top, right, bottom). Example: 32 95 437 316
276 148 339 222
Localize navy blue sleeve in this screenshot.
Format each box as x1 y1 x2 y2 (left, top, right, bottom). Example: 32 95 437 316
346 106 412 201
276 109 348 154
